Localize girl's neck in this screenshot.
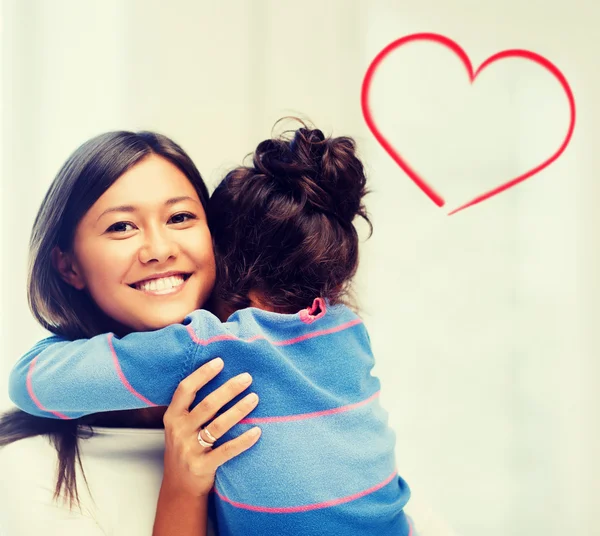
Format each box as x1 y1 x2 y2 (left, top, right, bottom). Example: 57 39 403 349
211 290 274 322
247 290 274 310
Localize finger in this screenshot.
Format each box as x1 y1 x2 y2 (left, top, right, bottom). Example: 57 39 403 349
168 357 224 415
201 392 259 442
206 427 262 467
189 372 253 426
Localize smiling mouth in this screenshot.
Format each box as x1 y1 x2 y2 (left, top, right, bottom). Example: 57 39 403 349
129 274 191 295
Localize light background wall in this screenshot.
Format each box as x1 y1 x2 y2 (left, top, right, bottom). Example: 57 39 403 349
1 1 598 535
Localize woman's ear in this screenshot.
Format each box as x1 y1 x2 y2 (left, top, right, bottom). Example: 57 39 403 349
51 247 85 290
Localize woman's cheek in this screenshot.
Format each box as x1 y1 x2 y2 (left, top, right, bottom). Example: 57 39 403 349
84 244 137 291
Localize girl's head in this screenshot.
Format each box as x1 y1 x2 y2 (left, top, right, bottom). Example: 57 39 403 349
208 122 371 316
29 131 215 339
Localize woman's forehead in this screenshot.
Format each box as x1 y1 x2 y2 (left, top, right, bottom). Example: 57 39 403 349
88 155 202 217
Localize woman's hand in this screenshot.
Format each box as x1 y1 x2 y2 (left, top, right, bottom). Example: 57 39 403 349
153 357 260 536
161 357 261 497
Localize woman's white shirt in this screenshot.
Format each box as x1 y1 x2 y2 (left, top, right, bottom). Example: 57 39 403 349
0 426 456 536
0 426 215 536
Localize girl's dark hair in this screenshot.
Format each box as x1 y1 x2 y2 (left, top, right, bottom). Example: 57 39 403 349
208 120 372 314
0 131 209 508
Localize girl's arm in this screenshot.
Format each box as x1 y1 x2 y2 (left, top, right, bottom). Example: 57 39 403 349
8 311 221 419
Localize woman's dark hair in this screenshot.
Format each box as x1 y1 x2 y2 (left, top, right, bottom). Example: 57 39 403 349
30 131 209 339
0 131 209 508
208 120 372 314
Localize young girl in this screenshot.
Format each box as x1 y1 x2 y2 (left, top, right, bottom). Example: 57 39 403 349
9 125 414 535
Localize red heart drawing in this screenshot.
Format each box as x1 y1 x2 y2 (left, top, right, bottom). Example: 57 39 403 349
361 33 576 215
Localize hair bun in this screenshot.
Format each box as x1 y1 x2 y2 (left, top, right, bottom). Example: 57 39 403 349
289 127 327 164
252 123 369 226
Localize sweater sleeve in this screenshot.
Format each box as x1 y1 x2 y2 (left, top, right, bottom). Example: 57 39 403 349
8 310 226 420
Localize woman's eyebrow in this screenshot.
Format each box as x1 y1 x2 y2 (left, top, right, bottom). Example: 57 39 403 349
96 204 137 222
96 196 200 223
165 195 199 207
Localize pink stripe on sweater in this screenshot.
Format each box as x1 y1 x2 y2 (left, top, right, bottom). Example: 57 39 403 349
214 470 398 513
107 334 157 407
26 356 70 420
275 318 363 346
186 318 363 347
240 390 381 424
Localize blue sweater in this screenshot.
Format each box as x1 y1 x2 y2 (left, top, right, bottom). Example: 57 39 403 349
9 299 412 536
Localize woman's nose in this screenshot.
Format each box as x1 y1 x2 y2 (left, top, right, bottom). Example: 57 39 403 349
138 228 179 264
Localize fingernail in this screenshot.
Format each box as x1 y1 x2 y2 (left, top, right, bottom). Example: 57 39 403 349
210 357 223 368
238 372 252 385
246 392 259 404
249 427 261 438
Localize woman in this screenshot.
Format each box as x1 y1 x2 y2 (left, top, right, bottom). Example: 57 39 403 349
0 131 260 535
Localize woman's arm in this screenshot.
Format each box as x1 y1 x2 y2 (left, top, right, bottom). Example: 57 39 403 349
8 310 226 419
153 358 261 536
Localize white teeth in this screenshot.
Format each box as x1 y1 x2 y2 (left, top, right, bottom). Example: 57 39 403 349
136 275 185 293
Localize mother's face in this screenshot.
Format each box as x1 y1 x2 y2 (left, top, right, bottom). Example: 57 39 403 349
56 154 216 333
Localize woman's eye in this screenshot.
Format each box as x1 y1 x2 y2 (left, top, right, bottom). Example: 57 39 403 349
106 221 135 233
169 212 196 225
